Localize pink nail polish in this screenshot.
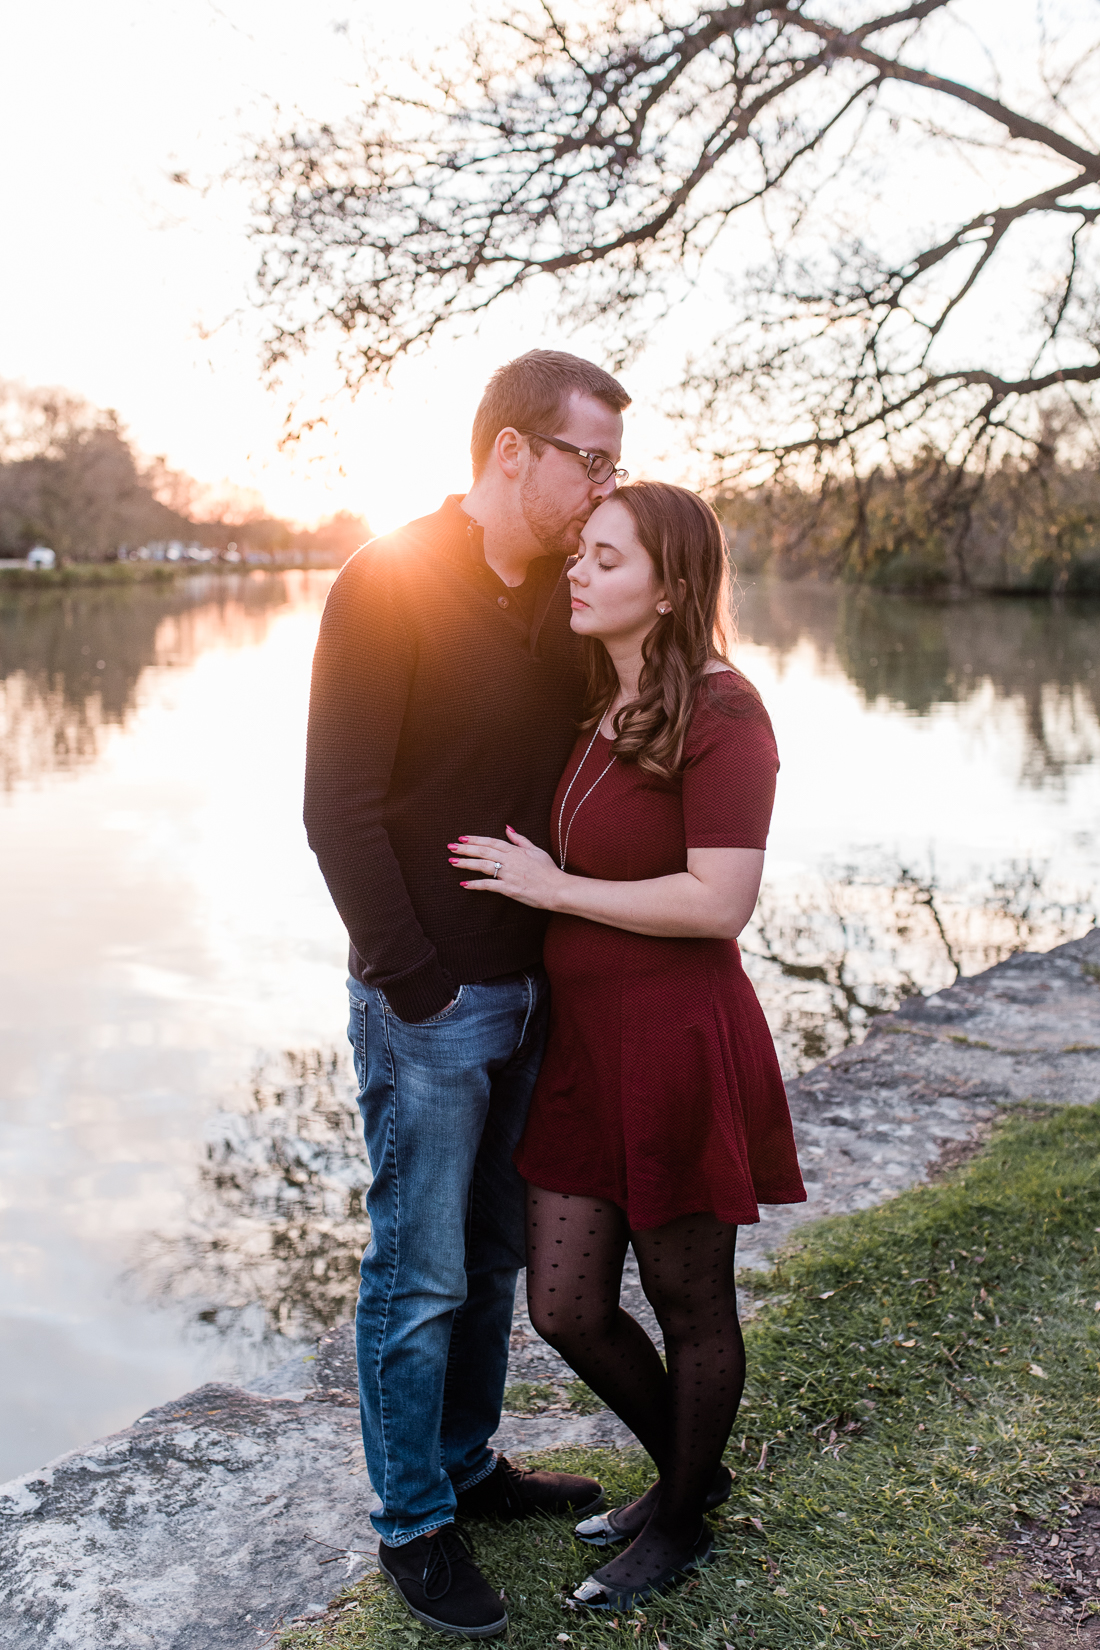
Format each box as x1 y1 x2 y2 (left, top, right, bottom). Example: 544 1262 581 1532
449 858 459 865
458 835 469 842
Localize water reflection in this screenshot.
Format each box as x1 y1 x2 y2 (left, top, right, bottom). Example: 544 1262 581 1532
3 576 1096 797
743 855 1098 1071
123 869 1095 1353
0 573 321 790
736 584 1100 787
133 1049 367 1355
3 571 1098 1409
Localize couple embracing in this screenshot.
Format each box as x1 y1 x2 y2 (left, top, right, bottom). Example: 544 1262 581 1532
304 351 805 1638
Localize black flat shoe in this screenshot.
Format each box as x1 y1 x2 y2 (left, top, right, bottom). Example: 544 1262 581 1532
574 1464 732 1547
570 1523 714 1612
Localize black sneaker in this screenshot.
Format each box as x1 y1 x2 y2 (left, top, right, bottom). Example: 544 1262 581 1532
455 1454 604 1522
377 1525 508 1639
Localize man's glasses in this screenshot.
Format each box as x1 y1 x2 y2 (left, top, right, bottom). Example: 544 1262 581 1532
518 430 628 486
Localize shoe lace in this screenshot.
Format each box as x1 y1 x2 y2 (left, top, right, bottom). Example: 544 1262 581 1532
422 1525 479 1603
497 1456 534 1516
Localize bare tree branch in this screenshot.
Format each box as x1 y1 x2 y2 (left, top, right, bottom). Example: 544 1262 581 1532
243 0 1100 485
767 6 1100 174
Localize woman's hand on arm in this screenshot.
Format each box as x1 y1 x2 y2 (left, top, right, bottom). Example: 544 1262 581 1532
447 830 764 940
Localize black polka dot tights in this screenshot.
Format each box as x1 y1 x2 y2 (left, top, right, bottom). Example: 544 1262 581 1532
526 1188 745 1577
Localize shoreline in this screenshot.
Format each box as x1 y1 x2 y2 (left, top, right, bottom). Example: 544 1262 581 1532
4 559 1100 599
2 928 1098 1648
0 559 343 591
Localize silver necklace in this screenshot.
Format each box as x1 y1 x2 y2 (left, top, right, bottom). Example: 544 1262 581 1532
556 720 616 869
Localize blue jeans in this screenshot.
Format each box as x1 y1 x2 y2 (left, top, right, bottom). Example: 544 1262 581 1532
347 969 549 1546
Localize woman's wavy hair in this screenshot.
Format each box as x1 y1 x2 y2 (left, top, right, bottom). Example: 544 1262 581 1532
581 481 750 780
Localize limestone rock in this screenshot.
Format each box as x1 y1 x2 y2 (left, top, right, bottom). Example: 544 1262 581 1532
0 1383 372 1649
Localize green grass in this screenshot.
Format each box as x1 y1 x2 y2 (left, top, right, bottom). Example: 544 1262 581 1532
282 1102 1100 1648
0 560 185 589
502 1381 608 1417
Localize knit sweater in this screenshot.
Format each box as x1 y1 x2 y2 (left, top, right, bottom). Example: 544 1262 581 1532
303 495 585 1021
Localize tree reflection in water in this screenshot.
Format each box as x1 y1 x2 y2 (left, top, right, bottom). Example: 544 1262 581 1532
134 1048 367 1358
743 855 1098 1072
129 872 1097 1359
0 572 322 790
736 583 1100 789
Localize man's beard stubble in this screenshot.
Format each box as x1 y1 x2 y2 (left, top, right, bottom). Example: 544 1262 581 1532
519 468 590 558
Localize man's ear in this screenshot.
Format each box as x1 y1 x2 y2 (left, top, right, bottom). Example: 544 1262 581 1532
494 427 524 481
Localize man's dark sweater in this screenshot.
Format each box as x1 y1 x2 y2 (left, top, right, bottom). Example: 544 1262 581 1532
303 495 585 1022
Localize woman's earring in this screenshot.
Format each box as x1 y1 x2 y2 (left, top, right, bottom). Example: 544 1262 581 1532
656 602 671 615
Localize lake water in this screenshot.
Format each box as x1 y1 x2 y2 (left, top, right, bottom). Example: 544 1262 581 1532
1 570 1097 1481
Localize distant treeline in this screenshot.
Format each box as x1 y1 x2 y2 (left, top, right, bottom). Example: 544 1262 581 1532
719 453 1100 595
0 382 369 565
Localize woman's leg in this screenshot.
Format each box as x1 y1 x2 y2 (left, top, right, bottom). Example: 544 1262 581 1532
525 1186 671 1472
588 1212 745 1587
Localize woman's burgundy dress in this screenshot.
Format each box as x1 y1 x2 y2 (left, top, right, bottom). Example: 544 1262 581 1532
514 670 806 1230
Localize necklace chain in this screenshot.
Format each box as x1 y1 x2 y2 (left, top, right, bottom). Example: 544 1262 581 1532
556 721 616 870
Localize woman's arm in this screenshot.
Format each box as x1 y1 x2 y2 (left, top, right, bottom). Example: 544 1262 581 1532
448 828 764 940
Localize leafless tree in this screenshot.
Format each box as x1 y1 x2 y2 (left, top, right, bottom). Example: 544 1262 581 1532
246 1 1100 494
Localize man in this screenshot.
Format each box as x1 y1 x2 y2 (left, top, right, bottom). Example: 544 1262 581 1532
304 351 631 1638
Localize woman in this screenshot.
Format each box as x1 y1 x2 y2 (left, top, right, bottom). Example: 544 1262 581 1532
448 481 805 1612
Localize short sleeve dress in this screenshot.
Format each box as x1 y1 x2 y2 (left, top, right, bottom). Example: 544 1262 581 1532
513 669 806 1231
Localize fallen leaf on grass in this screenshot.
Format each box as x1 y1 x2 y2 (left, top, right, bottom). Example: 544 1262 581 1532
901 1338 917 1347
749 1516 764 1532
1029 1363 1048 1378
819 1290 836 1299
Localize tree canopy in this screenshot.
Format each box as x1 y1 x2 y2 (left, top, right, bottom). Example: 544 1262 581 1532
247 1 1100 487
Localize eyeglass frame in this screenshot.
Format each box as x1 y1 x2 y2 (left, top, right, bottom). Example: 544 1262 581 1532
516 429 628 486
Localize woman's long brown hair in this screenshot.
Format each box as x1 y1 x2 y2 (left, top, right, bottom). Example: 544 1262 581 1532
581 481 749 780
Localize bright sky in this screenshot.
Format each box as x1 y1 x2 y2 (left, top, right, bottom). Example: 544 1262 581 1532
0 0 685 532
0 0 1083 532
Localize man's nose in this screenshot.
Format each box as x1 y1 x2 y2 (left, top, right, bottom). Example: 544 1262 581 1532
590 473 618 503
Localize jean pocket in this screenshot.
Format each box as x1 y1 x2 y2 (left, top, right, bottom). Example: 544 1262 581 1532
394 984 466 1027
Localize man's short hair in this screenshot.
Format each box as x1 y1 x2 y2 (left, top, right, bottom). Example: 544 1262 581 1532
470 350 631 477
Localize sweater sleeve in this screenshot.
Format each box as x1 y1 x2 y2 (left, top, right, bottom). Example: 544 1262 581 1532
303 550 456 1021
680 672 779 850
